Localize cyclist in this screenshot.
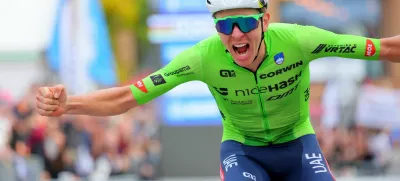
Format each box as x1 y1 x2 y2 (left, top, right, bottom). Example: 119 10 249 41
36 0 400 180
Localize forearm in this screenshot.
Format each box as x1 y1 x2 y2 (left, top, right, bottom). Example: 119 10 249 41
65 86 137 116
380 35 400 63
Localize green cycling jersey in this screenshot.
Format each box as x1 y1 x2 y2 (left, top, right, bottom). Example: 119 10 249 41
130 23 381 146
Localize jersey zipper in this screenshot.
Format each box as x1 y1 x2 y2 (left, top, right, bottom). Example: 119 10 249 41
252 73 268 119
231 56 270 142
252 71 270 140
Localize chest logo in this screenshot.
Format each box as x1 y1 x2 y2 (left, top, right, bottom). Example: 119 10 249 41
220 70 236 77
274 52 285 65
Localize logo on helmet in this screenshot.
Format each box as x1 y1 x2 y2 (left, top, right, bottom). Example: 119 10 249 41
259 0 267 7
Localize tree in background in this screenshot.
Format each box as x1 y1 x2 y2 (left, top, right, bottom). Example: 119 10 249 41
101 0 150 83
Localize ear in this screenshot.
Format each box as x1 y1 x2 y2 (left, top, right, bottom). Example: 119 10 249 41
262 13 270 32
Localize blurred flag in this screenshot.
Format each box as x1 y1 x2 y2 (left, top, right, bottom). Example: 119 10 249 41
47 0 116 94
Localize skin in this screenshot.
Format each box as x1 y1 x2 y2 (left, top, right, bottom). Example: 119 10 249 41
215 8 271 72
35 8 400 118
380 35 400 63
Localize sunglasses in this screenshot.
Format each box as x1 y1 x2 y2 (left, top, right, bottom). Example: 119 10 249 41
214 13 264 35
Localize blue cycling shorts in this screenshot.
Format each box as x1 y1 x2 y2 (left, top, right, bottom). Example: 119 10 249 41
219 134 336 181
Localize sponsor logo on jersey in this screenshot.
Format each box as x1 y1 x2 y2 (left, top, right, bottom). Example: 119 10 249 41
220 97 253 105
260 60 303 79
223 154 238 172
220 70 236 77
219 109 226 119
305 153 328 174
214 87 229 96
266 82 300 101
150 74 166 86
213 71 302 103
134 80 148 93
214 71 302 98
238 71 302 96
311 44 356 54
274 52 285 65
230 100 252 105
304 87 310 102
164 65 191 77
243 172 256 181
365 39 376 57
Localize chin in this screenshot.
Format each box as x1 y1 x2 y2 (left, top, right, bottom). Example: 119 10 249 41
233 58 253 67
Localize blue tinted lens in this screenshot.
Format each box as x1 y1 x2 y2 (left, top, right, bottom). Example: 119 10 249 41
237 17 259 33
216 16 259 35
216 19 234 35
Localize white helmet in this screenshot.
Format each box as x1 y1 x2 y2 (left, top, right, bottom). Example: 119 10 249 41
206 0 268 14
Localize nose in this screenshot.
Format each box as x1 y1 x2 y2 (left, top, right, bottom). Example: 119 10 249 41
231 25 245 38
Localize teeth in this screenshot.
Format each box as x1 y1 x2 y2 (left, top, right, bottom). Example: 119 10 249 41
234 44 246 48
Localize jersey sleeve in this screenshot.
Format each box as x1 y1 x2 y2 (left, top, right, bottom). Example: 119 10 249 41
294 24 381 63
129 45 204 105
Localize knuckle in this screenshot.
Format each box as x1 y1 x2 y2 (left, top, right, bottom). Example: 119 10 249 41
44 98 54 105
45 93 53 98
42 98 50 104
39 88 46 95
49 105 57 111
42 105 54 111
38 104 46 110
51 100 59 105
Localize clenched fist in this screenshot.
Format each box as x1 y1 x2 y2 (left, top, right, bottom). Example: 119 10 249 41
36 84 67 117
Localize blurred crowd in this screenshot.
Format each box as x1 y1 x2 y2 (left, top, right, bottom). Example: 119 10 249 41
0 83 161 181
1 75 400 181
0 64 399 181
310 76 400 177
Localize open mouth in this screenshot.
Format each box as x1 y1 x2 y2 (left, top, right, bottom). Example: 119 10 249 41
233 43 250 56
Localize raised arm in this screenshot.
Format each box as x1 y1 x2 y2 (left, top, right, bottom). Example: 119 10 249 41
293 24 382 63
380 35 400 63
36 45 204 117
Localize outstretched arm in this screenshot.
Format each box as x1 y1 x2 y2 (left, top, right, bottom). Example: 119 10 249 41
293 24 381 63
36 85 137 117
380 35 400 63
65 86 136 116
37 45 204 117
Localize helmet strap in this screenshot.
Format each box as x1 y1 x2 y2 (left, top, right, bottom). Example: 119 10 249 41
252 19 265 63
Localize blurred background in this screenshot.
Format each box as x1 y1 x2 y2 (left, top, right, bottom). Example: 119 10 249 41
0 0 399 180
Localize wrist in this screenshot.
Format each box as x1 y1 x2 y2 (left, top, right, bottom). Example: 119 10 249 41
64 96 83 114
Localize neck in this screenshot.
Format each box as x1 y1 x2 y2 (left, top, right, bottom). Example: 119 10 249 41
244 41 266 72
